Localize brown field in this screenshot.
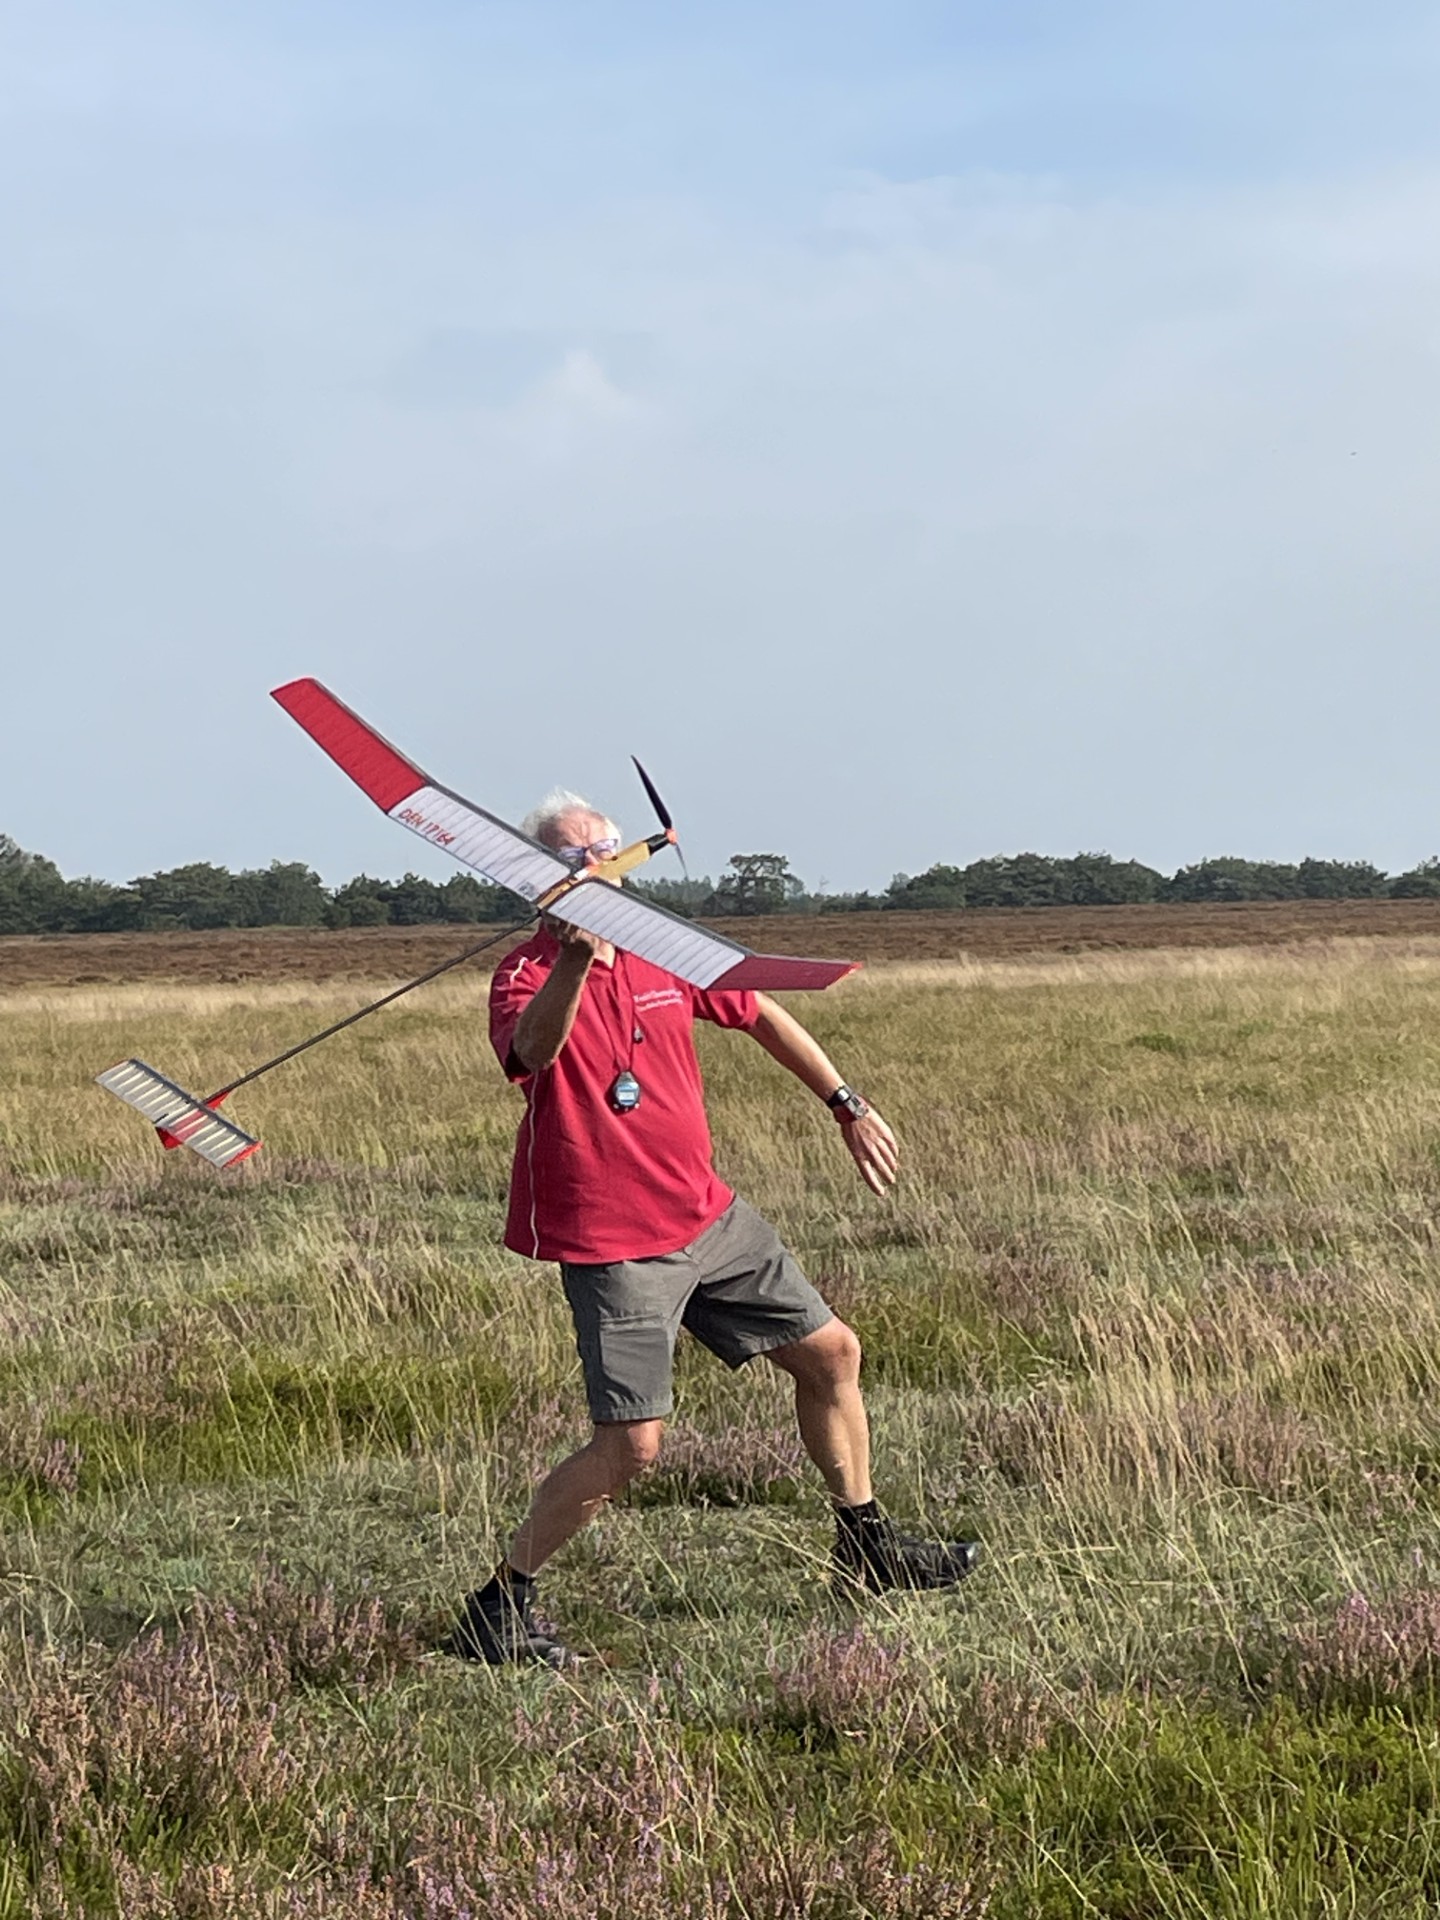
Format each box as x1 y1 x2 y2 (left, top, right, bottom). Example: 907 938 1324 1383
3 896 1440 989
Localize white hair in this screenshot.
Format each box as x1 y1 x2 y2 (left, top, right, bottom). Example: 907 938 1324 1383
521 787 620 846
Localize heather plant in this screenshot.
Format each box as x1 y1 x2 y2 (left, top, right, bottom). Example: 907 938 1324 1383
8 942 1440 1913
193 1566 421 1695
765 1623 918 1739
4 1631 300 1876
1273 1586 1440 1713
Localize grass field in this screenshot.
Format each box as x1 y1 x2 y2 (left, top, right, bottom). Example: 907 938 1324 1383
5 938 1440 1915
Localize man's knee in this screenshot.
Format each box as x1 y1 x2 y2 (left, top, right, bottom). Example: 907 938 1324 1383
591 1418 664 1488
769 1318 862 1389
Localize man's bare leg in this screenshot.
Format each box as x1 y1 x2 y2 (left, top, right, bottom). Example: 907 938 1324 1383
766 1318 979 1591
440 1418 665 1664
765 1319 872 1505
507 1418 664 1575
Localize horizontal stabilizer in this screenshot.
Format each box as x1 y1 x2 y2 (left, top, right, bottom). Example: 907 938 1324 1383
96 1060 261 1169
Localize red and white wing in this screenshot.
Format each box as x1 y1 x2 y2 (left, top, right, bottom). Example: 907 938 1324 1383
544 883 859 992
271 678 860 992
271 678 571 903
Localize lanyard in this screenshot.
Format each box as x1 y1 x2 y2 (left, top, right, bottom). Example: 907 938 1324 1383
605 952 644 1113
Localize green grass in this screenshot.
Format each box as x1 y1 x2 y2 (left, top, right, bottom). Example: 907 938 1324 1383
4 943 1440 1914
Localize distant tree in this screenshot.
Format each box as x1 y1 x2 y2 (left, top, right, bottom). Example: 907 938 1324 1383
1164 857 1302 903
0 836 68 933
439 874 490 922
235 860 329 927
1165 858 1246 902
386 873 447 925
1295 858 1389 899
1389 858 1440 899
58 876 139 932
1068 852 1163 905
131 862 242 930
884 865 968 910
326 875 392 927
886 853 1159 911
1251 862 1304 899
959 854 1075 908
710 854 803 917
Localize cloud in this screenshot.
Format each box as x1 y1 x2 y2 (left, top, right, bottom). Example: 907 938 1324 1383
385 328 656 410
4 6 1440 888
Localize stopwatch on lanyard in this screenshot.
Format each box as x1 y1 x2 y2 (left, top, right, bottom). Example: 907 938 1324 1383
607 955 644 1114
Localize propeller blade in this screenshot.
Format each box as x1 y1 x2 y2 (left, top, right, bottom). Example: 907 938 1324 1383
632 756 689 882
631 756 674 833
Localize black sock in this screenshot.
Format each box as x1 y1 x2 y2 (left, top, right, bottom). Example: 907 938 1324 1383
473 1563 536 1611
835 1499 882 1535
501 1561 537 1607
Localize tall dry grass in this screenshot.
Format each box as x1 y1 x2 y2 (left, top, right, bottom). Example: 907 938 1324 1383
3 941 1440 1914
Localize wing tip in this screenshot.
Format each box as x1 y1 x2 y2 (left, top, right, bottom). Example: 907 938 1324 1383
270 675 326 711
270 678 426 812
710 955 862 992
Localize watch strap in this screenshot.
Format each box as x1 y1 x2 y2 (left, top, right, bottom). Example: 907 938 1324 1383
826 1084 870 1122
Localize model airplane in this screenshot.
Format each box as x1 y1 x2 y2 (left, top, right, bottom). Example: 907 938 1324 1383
97 680 859 1167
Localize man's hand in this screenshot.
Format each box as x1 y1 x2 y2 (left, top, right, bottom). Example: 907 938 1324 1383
540 912 607 960
839 1106 899 1196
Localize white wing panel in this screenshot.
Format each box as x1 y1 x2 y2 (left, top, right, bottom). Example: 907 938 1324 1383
386 784 570 902
545 883 746 988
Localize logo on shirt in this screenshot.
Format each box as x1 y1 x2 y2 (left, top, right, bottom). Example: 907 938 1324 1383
634 987 685 1013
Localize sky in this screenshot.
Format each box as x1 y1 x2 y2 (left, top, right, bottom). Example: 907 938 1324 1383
4 0 1439 895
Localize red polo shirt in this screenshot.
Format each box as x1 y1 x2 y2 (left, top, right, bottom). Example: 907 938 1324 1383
489 929 761 1264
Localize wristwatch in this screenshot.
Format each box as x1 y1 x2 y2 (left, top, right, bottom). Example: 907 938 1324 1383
826 1084 870 1123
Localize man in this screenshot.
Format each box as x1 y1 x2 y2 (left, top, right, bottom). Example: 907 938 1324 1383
441 790 979 1666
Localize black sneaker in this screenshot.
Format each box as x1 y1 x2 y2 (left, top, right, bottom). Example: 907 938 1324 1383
834 1516 981 1594
436 1585 576 1668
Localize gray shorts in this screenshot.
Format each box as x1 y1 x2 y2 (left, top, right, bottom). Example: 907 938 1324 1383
559 1197 833 1424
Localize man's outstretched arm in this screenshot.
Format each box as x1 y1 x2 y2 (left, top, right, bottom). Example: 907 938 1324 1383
747 993 899 1197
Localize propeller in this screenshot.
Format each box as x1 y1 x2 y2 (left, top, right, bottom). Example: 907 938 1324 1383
632 755 690 882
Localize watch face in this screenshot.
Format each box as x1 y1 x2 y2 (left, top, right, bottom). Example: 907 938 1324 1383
610 1070 642 1112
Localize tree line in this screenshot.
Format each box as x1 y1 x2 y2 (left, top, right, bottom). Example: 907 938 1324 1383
3 835 1440 936
0 839 528 935
642 850 1440 915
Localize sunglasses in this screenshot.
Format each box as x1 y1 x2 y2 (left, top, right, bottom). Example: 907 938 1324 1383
556 836 620 869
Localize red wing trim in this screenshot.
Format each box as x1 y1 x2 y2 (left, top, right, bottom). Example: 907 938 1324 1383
708 955 861 992
271 678 426 814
